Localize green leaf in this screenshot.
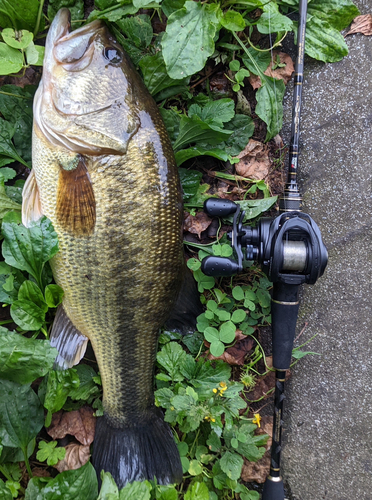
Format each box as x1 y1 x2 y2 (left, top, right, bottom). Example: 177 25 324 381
140 52 188 98
10 298 46 330
0 179 21 220
97 471 119 500
0 331 56 384
162 1 220 79
0 43 23 76
0 440 35 464
219 321 236 343
119 480 151 500
24 41 38 65
18 280 48 311
173 115 233 152
0 0 43 33
2 216 59 289
184 481 209 500
204 327 219 343
231 309 246 323
43 368 80 415
188 98 235 128
47 0 84 25
232 286 244 301
0 480 12 500
188 459 203 476
0 380 43 450
307 0 360 31
242 48 271 76
186 258 201 271
157 342 187 381
116 14 153 49
193 269 215 293
26 461 98 500
304 16 349 63
161 0 186 17
223 114 255 156
1 28 33 49
210 340 225 357
179 168 202 200
0 167 16 181
219 450 244 480
175 147 228 166
36 440 66 466
257 2 293 34
235 197 278 221
292 349 320 360
255 77 285 141
68 364 101 401
44 284 64 308
220 10 245 32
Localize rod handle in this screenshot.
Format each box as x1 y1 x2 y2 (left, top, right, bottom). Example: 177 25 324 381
271 282 300 370
262 476 285 500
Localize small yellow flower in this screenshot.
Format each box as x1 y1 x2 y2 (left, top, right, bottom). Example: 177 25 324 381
213 388 218 394
211 418 216 422
252 413 261 428
170 406 175 411
219 381 227 388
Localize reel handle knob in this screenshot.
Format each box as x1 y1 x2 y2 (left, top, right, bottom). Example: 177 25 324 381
201 256 239 277
204 199 237 217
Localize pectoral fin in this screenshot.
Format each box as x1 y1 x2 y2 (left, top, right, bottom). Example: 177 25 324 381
51 305 88 369
56 156 96 236
22 169 43 227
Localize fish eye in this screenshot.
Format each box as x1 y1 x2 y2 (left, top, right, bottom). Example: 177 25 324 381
103 47 122 64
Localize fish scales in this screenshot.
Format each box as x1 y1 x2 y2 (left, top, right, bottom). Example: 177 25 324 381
25 8 185 486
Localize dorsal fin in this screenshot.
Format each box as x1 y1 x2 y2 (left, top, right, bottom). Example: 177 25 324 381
56 156 96 237
22 169 43 227
50 305 88 369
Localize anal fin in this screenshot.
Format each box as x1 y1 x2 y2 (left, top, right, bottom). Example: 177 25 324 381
50 305 88 369
22 169 43 227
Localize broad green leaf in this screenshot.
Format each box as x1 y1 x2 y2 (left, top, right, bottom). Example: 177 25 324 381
242 48 271 76
119 480 151 500
0 440 35 464
231 309 246 323
27 462 98 500
188 99 235 128
220 10 245 32
204 327 219 343
97 471 119 500
173 115 233 152
47 0 84 24
255 77 285 141
0 380 44 450
0 0 43 32
18 280 48 311
133 0 161 6
308 0 360 31
210 340 225 357
236 196 278 221
161 0 186 17
1 28 33 49
115 15 153 49
186 257 201 271
0 119 28 166
2 216 59 289
159 108 180 144
214 309 231 322
162 1 220 79
223 114 255 156
25 41 39 65
257 2 293 34
10 298 46 330
0 167 16 181
188 459 203 476
44 284 64 308
193 269 215 292
175 147 228 167
0 179 21 219
43 368 80 414
157 342 187 381
304 17 349 63
179 168 202 200
0 479 12 500
232 286 245 301
256 288 271 308
140 52 188 97
219 450 244 480
0 331 56 384
68 364 101 401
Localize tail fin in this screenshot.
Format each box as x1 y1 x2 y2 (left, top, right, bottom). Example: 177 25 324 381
92 408 182 489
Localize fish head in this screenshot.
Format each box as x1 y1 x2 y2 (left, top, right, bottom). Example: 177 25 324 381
34 8 143 155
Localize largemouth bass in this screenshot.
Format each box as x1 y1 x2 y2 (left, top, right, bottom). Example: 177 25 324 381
22 8 188 487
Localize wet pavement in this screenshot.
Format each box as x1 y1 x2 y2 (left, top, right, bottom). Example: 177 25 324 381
280 1 372 499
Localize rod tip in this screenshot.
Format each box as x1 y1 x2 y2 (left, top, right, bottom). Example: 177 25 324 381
262 475 285 500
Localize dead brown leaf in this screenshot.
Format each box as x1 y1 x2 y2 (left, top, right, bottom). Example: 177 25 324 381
47 406 96 446
55 443 91 472
346 14 372 36
184 211 212 238
31 467 51 478
241 416 273 483
249 51 294 90
207 331 255 365
235 139 271 180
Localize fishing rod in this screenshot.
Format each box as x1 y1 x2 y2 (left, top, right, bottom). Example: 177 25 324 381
200 0 328 498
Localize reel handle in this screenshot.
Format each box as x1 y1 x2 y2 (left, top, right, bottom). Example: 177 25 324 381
203 198 237 217
201 256 239 277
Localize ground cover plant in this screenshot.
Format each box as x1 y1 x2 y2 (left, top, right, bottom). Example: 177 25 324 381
0 0 360 498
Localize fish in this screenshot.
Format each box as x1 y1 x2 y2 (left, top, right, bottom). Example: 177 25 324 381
21 8 199 488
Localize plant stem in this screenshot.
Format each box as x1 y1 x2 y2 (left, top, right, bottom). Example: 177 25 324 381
34 0 45 37
0 91 32 100
22 446 33 478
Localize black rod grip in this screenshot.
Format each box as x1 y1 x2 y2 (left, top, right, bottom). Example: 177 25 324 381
271 282 300 370
262 476 285 500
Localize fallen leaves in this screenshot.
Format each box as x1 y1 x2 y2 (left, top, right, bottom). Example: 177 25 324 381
346 14 372 36
46 406 96 472
184 211 213 238
241 416 272 483
248 51 294 90
235 140 271 180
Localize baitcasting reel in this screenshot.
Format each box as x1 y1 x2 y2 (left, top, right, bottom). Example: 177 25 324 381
201 198 328 287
